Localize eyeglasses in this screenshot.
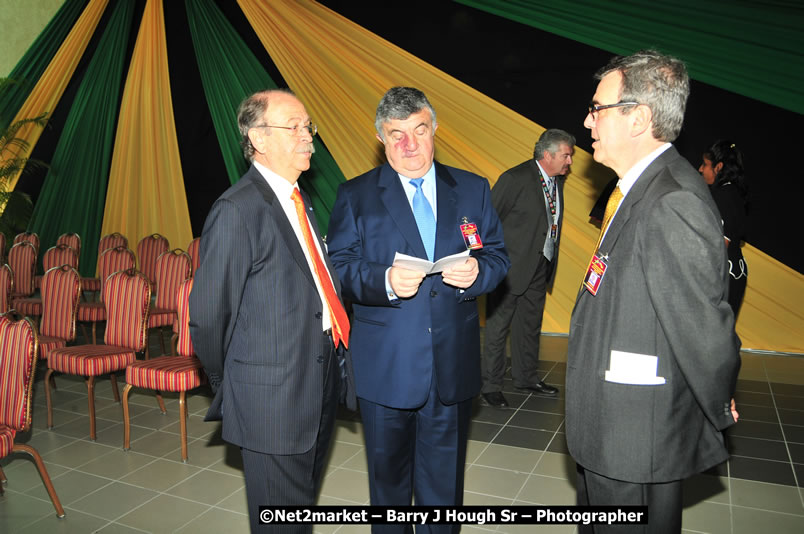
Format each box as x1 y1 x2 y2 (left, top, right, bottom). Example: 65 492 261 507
588 101 639 120
254 122 317 136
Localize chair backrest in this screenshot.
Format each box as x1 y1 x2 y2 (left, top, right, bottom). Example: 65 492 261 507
154 249 192 310
137 234 169 286
42 244 78 272
8 242 37 297
13 232 39 254
0 313 38 433
0 232 6 265
0 264 13 313
98 232 128 256
40 265 81 341
103 269 151 351
187 237 200 277
97 247 136 302
176 278 195 357
56 233 81 267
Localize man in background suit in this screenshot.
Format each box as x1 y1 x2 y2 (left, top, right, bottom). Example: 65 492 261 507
566 50 741 532
482 129 575 408
190 90 349 533
327 87 509 533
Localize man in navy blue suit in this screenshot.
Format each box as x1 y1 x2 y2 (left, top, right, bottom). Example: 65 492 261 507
327 87 509 533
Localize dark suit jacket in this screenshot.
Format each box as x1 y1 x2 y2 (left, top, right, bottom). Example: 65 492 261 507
492 159 564 294
189 165 345 455
327 162 509 408
565 146 741 483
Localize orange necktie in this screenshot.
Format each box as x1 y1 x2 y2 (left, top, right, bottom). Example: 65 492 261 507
291 189 350 348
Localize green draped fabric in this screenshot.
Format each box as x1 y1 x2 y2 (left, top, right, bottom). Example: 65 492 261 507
185 0 345 231
28 0 134 275
456 0 804 115
0 0 89 130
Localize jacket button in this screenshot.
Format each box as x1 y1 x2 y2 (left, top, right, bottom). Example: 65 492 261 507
315 312 322 319
430 290 437 297
317 355 324 363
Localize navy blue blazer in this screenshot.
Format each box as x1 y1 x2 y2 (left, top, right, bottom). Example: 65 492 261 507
327 161 509 408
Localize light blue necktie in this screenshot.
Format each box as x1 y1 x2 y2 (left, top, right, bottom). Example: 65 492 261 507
410 178 436 261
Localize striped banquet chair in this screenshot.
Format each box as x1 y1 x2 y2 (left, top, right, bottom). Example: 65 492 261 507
13 232 39 255
146 249 191 358
16 244 78 319
124 278 205 461
55 232 81 268
45 269 151 441
136 233 169 291
82 232 128 293
77 246 136 344
0 313 65 517
187 237 200 277
0 264 13 313
37 265 82 363
8 241 37 301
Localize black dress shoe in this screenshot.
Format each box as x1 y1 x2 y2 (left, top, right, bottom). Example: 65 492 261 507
481 391 509 408
517 380 559 397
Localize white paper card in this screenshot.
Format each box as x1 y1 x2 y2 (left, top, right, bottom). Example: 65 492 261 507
604 349 666 385
392 250 470 274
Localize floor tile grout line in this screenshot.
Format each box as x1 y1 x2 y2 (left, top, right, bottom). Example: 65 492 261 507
764 360 804 509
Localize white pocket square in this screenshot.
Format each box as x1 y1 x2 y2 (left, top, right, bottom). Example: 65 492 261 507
604 350 666 385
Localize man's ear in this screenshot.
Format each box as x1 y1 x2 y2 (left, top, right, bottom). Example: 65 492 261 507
248 128 264 155
376 133 384 144
630 104 653 137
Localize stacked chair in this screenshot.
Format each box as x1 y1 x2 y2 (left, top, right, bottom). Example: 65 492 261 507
0 264 13 313
137 234 169 292
16 244 79 320
76 246 136 345
145 249 191 358
8 242 36 302
0 313 65 517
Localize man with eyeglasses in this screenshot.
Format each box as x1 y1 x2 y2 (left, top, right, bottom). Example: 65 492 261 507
565 50 741 532
327 87 509 532
190 89 350 533
482 128 576 409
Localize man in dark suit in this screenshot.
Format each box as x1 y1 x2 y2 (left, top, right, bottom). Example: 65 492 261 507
327 87 509 533
189 90 349 533
482 129 575 408
566 50 741 532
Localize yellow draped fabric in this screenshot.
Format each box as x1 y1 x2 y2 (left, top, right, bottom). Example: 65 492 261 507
4 0 109 192
238 0 803 353
101 0 192 257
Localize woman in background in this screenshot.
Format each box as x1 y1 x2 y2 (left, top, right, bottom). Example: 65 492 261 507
699 140 749 319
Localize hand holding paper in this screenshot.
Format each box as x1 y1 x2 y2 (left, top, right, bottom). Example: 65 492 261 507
392 250 470 274
442 256 478 288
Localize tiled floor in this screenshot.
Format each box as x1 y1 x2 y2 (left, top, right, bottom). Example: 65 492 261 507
1 334 802 533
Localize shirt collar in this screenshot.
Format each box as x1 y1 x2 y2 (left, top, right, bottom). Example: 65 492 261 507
253 160 299 199
619 143 672 196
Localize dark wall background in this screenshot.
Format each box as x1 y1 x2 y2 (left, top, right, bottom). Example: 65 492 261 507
321 1 804 274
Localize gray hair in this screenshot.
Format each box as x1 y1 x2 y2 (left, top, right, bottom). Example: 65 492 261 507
533 129 576 161
596 49 689 142
237 89 295 161
375 87 437 140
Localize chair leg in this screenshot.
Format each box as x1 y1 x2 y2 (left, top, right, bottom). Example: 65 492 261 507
0 464 6 484
179 391 188 462
91 322 97 345
13 443 65 518
122 383 133 451
155 392 167 414
86 376 97 441
170 332 178 357
158 327 167 356
44 368 55 429
79 323 90 344
110 373 120 402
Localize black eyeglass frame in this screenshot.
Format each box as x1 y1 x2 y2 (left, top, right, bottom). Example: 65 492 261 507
587 101 640 119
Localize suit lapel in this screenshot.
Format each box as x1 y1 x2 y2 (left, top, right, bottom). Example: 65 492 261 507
378 163 430 259
434 162 459 260
247 169 316 288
